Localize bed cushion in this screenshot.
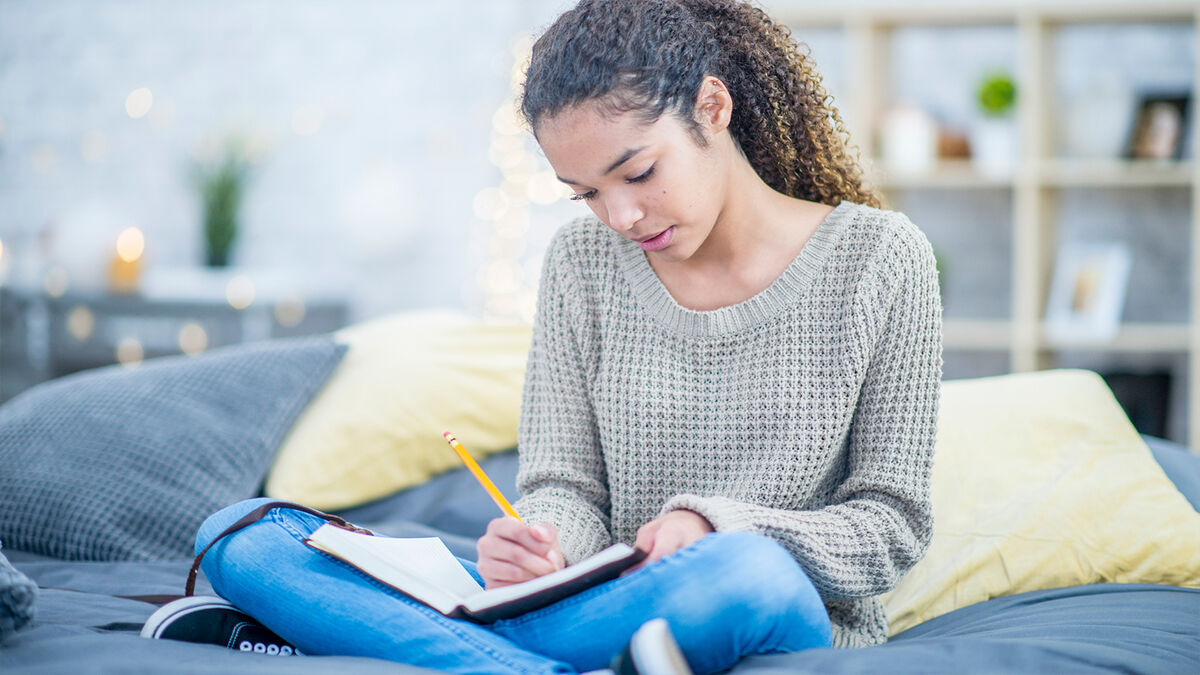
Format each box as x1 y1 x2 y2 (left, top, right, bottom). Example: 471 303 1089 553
0 337 345 561
265 311 530 510
0 539 36 642
882 369 1200 635
1143 435 1200 511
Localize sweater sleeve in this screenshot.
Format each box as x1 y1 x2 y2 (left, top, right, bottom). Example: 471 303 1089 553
661 222 943 600
512 233 614 564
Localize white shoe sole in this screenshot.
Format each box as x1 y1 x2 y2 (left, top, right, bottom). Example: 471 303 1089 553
629 618 693 675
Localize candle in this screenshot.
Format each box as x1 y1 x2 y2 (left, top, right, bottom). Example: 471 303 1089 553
108 227 144 294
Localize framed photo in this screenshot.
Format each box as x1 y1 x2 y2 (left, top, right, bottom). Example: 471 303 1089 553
1044 243 1132 343
1125 93 1190 160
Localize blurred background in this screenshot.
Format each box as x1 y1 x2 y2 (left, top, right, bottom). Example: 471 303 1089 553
0 0 1196 447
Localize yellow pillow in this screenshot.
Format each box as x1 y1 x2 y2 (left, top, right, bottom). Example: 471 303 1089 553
265 311 532 510
883 369 1200 635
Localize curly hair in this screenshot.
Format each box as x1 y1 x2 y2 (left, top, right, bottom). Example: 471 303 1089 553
520 0 882 209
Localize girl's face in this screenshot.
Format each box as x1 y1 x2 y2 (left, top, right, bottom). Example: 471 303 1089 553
535 102 728 263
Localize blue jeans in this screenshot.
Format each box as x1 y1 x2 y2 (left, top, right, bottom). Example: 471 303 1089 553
197 498 832 675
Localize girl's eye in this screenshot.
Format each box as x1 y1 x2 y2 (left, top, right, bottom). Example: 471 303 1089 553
568 166 653 202
627 166 654 184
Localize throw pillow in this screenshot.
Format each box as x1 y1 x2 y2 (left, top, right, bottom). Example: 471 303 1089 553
0 337 345 561
265 311 531 510
883 369 1200 635
0 539 36 642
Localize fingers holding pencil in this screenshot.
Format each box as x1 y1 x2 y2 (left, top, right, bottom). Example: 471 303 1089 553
478 517 565 589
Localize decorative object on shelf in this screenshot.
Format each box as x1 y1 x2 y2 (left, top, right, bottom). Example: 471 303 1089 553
1044 242 1132 344
1061 73 1135 160
880 103 939 173
1125 93 1190 161
971 69 1018 178
192 137 254 268
936 128 972 160
107 227 144 295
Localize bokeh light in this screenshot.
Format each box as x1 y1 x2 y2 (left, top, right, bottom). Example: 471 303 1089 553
125 87 154 119
116 227 145 262
226 275 256 310
67 305 95 341
116 337 144 368
178 322 208 355
274 297 307 327
473 187 511 221
43 266 69 297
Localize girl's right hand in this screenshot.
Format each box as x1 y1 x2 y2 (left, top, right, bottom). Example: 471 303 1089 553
476 517 566 589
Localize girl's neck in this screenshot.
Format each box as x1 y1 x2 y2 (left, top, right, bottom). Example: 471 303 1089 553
686 158 827 273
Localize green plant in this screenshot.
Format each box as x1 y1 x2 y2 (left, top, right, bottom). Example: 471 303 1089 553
193 141 253 267
977 70 1017 118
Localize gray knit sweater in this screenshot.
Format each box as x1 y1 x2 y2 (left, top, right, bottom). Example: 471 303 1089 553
514 200 943 648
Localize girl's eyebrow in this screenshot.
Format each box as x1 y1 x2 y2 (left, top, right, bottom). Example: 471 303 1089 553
556 145 649 185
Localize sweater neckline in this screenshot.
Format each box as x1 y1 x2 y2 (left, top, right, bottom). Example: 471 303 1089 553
615 200 856 337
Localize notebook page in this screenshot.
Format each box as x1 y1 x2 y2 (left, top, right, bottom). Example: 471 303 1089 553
307 526 483 609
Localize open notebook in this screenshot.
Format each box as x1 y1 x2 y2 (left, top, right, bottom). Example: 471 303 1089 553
305 524 647 623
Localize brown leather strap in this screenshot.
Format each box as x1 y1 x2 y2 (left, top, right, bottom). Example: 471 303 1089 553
186 500 373 596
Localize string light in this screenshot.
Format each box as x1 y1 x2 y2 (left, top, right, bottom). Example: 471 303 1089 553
178 322 208 355
116 337 144 368
474 34 551 323
274 296 307 327
43 266 69 297
125 87 154 119
226 275 256 310
67 306 94 341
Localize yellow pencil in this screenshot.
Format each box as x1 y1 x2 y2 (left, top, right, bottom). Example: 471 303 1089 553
443 432 523 522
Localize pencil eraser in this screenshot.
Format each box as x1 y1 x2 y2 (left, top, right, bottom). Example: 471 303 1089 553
443 432 454 442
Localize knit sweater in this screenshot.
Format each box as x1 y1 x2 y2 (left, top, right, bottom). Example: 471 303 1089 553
513 200 943 648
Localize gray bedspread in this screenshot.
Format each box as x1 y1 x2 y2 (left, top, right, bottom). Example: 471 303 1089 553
4 441 1200 674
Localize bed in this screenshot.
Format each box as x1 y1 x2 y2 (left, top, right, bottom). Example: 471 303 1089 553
2 319 1199 674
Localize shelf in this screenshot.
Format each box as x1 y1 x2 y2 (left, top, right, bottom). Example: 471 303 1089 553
1039 160 1194 188
943 318 1012 350
871 160 1013 190
1040 323 1191 353
776 2 1196 27
873 159 1194 190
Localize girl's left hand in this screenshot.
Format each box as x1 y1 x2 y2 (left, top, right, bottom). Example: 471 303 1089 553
632 509 715 563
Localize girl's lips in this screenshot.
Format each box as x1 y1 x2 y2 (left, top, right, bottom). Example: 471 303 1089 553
638 226 674 251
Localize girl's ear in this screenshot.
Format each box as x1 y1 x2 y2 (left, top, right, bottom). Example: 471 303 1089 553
694 75 733 135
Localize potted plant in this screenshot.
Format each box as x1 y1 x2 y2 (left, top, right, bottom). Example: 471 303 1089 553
972 70 1018 178
193 140 253 268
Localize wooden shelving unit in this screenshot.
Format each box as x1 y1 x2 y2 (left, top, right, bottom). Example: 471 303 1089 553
771 1 1199 451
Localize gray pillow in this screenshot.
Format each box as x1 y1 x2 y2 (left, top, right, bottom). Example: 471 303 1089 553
0 337 346 561
0 538 36 642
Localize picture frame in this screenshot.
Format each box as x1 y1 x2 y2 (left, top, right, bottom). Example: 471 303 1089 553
1044 242 1133 344
1125 93 1190 161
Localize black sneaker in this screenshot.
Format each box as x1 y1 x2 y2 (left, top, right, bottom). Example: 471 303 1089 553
140 595 300 656
609 618 693 675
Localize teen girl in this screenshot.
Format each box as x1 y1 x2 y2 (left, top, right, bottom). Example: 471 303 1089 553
146 1 942 673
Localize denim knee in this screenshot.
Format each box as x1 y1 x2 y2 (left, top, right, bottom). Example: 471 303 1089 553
194 497 279 555
700 532 833 648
